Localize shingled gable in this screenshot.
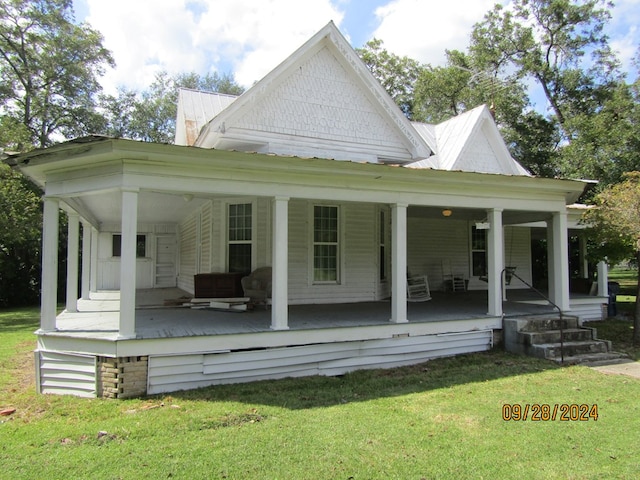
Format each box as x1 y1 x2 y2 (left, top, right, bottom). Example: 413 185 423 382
408 105 530 176
190 21 433 165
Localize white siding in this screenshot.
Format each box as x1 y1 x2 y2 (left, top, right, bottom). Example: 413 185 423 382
147 330 491 394
287 200 377 304
178 214 197 293
174 198 533 300
199 201 213 273
408 218 469 291
407 219 532 291
504 227 531 288
95 224 178 290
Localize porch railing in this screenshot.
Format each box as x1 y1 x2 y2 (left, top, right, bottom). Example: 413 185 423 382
502 268 565 364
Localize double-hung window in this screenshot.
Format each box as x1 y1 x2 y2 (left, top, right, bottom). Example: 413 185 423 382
313 205 339 282
379 210 387 281
228 203 252 274
471 225 487 277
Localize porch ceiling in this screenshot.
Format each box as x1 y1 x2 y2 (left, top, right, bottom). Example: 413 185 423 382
73 191 215 225
70 191 559 227
408 206 553 225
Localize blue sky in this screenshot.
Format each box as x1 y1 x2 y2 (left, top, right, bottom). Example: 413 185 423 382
74 0 639 108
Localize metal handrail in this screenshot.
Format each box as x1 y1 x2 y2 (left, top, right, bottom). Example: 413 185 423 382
502 268 565 364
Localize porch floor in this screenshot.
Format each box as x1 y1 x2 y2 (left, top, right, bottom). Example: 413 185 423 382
50 288 567 340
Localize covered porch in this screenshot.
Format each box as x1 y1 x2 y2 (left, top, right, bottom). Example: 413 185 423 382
46 286 606 341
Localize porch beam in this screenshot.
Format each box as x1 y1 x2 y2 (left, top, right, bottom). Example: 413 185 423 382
390 203 408 323
119 188 139 339
65 212 80 313
271 196 289 330
41 197 60 332
487 208 504 317
81 220 91 300
550 211 570 311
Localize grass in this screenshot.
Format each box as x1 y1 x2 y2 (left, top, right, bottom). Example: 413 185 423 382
1 307 640 479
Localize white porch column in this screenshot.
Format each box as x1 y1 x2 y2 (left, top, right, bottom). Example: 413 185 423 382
390 203 408 323
550 211 571 311
41 197 60 332
597 261 608 297
546 220 556 302
271 196 289 330
81 220 91 300
90 226 98 293
65 212 80 313
119 188 139 339
486 208 504 317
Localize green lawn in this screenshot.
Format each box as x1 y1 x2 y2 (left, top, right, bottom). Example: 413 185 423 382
1 307 640 479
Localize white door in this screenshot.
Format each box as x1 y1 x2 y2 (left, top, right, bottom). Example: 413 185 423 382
155 235 177 287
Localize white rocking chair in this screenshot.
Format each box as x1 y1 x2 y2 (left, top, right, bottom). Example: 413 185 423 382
407 275 431 302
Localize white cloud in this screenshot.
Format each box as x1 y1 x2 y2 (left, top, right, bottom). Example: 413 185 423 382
82 0 638 95
371 0 497 65
608 0 640 78
84 0 344 92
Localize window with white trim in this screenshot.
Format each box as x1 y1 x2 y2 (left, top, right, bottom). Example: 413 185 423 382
228 203 252 274
313 205 339 282
112 234 146 258
379 209 387 281
471 225 487 277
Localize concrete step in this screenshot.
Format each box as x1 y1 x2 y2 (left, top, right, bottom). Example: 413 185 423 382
519 328 594 345
532 340 610 359
550 351 630 366
520 316 579 332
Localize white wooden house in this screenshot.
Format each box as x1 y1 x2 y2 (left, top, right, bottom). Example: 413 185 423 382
8 22 607 398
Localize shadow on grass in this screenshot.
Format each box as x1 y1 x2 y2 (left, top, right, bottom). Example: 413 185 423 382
586 317 640 360
0 306 40 333
167 349 562 410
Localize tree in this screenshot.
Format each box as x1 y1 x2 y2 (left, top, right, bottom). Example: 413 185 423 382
413 49 528 125
583 172 640 343
98 71 244 143
356 39 422 119
470 0 619 134
559 77 640 186
0 162 42 306
0 0 114 149
467 0 640 187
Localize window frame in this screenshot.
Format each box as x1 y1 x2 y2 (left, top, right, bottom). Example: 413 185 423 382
310 204 340 284
470 224 487 277
112 234 147 258
226 201 255 274
378 208 388 282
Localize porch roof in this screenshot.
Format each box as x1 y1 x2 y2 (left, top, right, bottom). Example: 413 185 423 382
8 136 589 229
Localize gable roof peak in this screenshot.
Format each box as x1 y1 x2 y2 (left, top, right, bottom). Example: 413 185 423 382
192 21 431 162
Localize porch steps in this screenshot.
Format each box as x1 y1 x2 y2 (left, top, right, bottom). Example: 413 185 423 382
504 314 628 365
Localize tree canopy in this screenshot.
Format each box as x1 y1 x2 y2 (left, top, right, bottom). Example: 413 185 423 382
97 71 244 143
583 172 640 342
0 0 114 149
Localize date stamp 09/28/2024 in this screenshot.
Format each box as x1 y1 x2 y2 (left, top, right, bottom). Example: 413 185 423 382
502 404 599 422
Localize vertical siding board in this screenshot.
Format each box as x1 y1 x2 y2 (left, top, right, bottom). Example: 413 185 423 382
178 213 197 293
199 202 212 273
